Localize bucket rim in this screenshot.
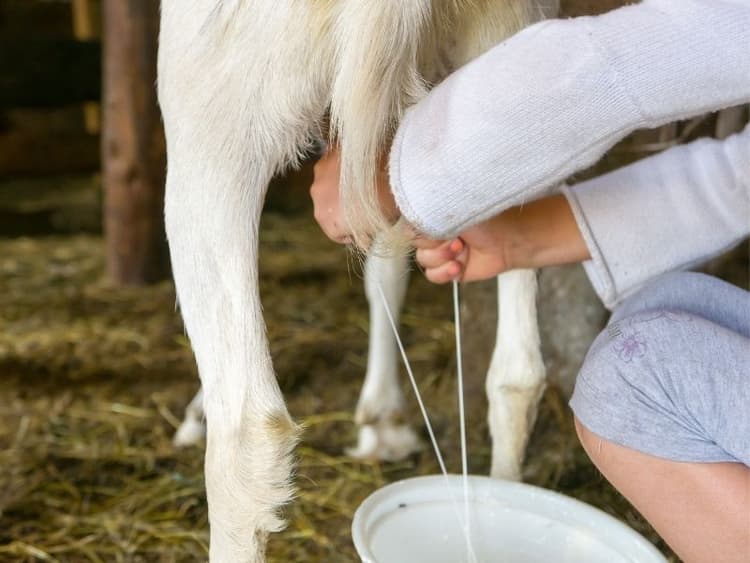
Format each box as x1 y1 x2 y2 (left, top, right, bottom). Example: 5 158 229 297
351 474 667 563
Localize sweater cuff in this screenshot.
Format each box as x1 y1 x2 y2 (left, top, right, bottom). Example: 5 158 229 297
563 124 750 311
388 113 438 237
562 184 618 309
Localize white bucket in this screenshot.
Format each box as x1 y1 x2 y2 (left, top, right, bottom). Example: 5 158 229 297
352 475 667 563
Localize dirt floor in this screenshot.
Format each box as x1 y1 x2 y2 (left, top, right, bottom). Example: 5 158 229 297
0 190 707 562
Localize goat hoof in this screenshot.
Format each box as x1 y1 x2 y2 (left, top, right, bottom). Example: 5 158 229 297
347 422 422 461
173 417 206 447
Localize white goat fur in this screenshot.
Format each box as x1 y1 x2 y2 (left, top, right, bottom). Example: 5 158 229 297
158 0 557 560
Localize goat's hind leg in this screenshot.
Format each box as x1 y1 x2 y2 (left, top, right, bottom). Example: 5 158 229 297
486 270 546 481
348 249 422 461
158 2 331 560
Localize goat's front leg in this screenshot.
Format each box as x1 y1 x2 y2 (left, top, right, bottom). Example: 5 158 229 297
486 269 546 480
348 250 422 461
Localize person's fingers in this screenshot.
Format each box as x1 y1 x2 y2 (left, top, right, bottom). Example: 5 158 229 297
415 239 463 269
423 260 464 284
458 248 509 283
411 234 462 252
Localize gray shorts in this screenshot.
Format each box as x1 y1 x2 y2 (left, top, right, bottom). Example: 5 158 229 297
569 271 750 466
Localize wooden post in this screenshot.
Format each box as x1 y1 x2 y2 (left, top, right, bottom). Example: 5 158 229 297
102 0 168 285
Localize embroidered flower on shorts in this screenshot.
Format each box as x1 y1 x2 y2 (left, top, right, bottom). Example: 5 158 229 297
613 331 648 363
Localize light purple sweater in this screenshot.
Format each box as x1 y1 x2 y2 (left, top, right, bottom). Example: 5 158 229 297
389 0 750 308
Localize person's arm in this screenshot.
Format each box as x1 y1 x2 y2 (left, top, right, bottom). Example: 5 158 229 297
418 123 750 309
414 194 590 283
390 0 750 239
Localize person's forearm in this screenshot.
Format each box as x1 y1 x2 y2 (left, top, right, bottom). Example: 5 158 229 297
412 193 591 284
503 194 590 271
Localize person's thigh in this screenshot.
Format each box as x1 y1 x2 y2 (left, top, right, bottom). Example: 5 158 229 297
570 272 750 561
571 273 750 465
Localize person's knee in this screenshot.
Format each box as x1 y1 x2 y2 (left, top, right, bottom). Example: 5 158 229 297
574 416 637 483
571 313 678 463
573 416 591 450
583 307 684 387
574 416 604 464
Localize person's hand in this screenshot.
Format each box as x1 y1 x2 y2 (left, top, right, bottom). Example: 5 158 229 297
412 215 513 284
310 145 400 245
413 194 590 283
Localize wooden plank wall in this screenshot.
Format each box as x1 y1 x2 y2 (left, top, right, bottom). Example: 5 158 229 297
1 0 169 285
0 0 102 178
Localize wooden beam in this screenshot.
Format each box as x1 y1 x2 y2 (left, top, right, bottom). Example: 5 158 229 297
72 0 98 39
0 1 77 39
102 0 168 285
0 127 99 177
0 39 100 107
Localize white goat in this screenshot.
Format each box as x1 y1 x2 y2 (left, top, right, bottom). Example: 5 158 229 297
158 1 558 560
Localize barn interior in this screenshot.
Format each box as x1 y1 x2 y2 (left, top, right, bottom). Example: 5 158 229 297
0 1 747 561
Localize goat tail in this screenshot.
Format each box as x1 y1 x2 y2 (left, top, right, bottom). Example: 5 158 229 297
330 0 432 253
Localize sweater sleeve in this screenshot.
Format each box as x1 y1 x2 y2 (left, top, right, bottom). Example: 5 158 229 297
389 0 750 239
563 123 749 310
